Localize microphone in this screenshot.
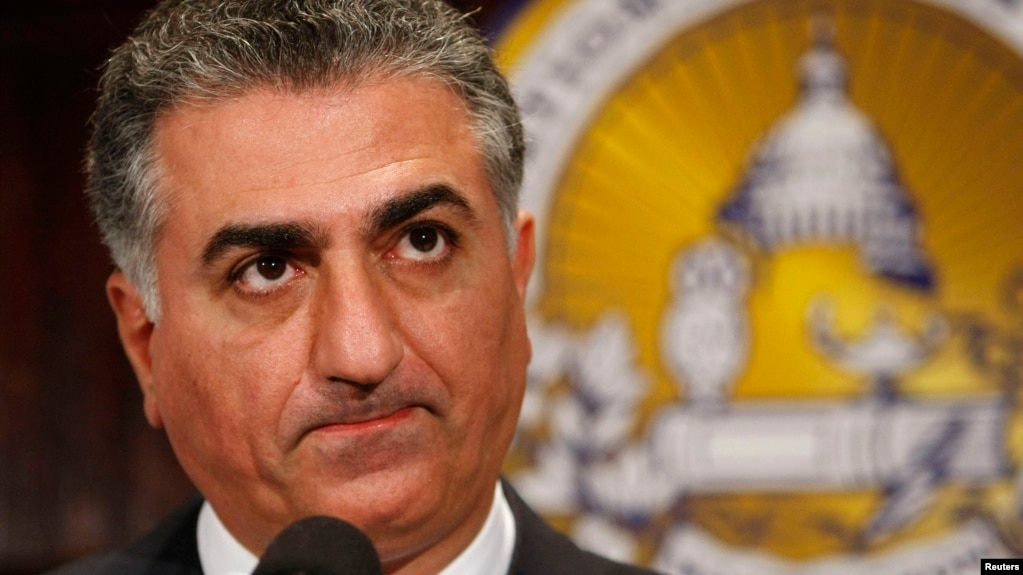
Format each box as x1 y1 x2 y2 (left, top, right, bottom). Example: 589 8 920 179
252 515 382 575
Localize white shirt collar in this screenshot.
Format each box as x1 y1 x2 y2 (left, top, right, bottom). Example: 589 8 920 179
196 482 516 575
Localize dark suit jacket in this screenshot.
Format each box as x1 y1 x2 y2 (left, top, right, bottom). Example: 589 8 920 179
48 481 657 574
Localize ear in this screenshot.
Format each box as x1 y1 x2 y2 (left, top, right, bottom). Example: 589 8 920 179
511 210 535 300
106 272 163 428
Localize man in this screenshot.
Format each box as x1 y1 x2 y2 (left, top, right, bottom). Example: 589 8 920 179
54 1 657 574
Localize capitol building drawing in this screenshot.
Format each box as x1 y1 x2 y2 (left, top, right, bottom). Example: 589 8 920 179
719 28 934 290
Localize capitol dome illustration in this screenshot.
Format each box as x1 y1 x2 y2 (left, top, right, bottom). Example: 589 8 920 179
719 28 934 290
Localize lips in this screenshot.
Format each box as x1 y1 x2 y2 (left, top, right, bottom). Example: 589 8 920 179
309 404 419 435
279 377 448 451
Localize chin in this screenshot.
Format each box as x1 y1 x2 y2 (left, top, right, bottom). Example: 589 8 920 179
300 462 452 528
311 480 458 565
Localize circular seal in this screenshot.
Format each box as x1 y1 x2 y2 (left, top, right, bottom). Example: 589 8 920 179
500 1 1023 573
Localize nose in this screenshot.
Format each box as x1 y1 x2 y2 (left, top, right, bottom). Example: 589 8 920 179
311 260 403 386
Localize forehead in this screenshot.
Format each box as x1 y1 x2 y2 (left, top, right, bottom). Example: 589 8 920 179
150 77 493 237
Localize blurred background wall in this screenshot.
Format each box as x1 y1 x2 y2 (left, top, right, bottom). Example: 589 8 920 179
499 1 1023 574
1 3 185 572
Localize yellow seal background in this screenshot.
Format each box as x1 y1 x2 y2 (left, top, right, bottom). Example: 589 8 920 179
501 0 1023 562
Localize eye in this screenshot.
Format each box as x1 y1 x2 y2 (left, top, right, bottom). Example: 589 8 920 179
393 225 451 262
235 254 303 294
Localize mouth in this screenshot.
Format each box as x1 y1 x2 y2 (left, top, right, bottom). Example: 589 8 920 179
307 405 421 437
282 378 448 452
292 403 436 477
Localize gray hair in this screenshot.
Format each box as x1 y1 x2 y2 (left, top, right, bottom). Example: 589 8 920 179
87 0 524 321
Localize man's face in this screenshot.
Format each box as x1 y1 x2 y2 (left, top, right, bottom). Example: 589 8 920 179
108 78 534 570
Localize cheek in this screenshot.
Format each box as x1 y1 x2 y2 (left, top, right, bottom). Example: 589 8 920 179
148 312 312 463
403 276 528 426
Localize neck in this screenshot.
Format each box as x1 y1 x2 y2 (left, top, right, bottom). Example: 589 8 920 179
380 487 496 575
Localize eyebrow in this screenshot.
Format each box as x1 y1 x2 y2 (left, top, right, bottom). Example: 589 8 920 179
367 184 476 235
198 184 476 267
200 222 326 267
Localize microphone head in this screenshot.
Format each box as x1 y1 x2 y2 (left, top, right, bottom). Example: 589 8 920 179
252 515 382 575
